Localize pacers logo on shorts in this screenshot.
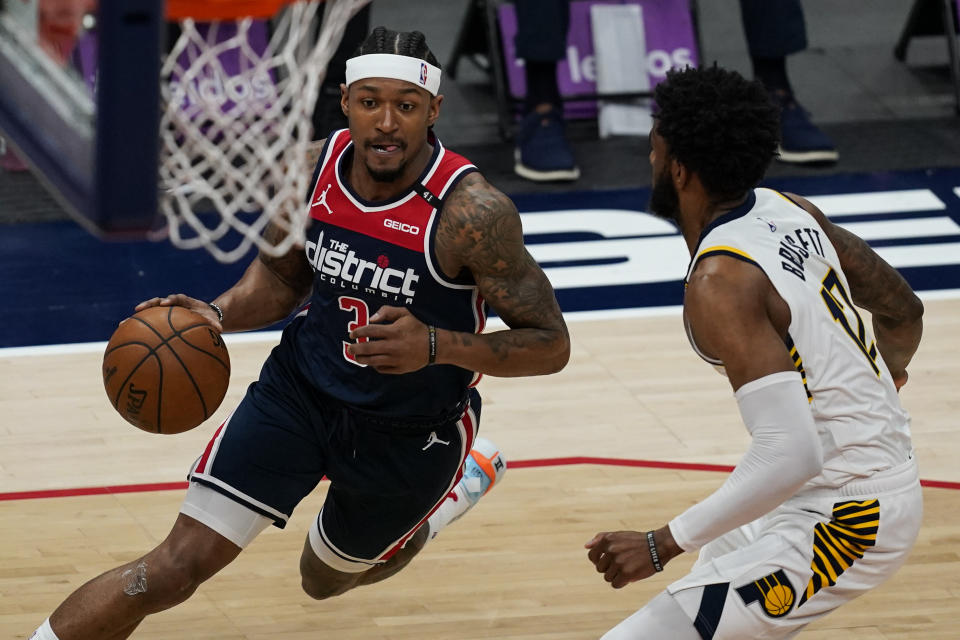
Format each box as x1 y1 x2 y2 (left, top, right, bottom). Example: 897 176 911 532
736 569 796 618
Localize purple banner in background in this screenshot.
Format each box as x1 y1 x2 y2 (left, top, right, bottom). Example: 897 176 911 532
169 22 274 114
498 0 698 119
70 21 276 113
71 29 98 95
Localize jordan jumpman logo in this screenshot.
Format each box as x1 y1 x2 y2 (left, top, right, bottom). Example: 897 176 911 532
312 183 333 214
422 431 451 450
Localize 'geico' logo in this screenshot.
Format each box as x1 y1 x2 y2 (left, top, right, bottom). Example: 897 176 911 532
384 218 420 235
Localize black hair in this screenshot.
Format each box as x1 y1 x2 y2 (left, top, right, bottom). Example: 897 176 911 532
352 26 441 69
653 65 779 201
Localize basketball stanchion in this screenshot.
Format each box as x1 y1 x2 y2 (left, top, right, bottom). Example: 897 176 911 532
158 0 370 263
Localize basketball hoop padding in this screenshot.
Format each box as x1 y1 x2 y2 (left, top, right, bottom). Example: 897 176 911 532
166 0 300 22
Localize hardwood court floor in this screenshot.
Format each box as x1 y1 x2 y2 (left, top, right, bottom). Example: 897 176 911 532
1 298 958 639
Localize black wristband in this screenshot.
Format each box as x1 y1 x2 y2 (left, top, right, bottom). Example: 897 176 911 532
427 324 437 364
208 302 224 323
646 530 663 572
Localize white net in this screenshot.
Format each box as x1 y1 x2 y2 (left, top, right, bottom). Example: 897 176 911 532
158 0 369 263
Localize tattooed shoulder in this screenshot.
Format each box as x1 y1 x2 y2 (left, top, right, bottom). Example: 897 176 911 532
436 172 521 272
305 138 328 170
786 192 917 318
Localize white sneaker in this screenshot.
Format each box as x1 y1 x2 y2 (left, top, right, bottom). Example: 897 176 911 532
427 437 506 537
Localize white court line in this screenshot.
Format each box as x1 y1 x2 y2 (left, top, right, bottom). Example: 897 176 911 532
2 292 957 358
808 190 945 216
839 216 960 241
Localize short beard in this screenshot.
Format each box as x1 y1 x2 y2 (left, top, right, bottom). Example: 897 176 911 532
366 163 406 183
648 166 680 223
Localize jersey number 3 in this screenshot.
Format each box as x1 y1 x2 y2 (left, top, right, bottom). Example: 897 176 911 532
339 296 369 367
820 268 881 376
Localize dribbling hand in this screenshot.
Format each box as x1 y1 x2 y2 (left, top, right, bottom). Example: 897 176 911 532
135 294 223 333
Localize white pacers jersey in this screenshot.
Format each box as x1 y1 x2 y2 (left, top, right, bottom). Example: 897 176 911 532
685 188 913 490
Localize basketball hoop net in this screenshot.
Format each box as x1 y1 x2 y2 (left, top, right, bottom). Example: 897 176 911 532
158 0 369 263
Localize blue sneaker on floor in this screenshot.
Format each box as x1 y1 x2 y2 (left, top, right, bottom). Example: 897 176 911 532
776 94 839 164
514 109 581 182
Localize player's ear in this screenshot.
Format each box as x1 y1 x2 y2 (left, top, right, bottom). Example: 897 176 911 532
672 158 690 189
427 94 443 127
340 83 349 117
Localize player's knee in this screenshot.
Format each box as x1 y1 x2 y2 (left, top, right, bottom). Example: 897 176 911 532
300 568 356 600
381 526 427 571
156 562 204 607
404 526 429 554
140 546 210 609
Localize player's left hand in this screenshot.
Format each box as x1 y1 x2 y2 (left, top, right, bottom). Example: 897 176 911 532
348 305 430 374
891 369 908 391
585 530 659 588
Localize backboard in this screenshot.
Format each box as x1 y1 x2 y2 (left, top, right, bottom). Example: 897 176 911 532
0 0 162 236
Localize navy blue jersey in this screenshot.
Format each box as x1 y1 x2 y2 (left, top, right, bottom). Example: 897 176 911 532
287 129 486 421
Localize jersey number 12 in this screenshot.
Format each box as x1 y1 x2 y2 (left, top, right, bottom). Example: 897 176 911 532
819 268 881 376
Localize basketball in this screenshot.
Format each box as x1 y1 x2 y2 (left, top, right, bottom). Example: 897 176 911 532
102 305 230 434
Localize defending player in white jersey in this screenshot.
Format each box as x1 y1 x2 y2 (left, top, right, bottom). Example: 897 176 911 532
586 66 924 639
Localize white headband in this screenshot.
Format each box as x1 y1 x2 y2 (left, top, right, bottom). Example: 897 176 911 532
345 53 442 96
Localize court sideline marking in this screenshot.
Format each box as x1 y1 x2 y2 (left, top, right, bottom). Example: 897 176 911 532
1 456 955 502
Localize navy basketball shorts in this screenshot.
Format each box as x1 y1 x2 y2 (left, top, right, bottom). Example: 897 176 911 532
186 346 480 571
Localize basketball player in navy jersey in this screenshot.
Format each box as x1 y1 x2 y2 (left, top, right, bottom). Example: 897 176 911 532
30 28 570 640
586 66 923 639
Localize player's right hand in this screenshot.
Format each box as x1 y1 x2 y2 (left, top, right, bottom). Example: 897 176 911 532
134 294 223 333
348 305 430 374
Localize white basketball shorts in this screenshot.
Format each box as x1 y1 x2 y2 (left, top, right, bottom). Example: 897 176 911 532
604 458 922 639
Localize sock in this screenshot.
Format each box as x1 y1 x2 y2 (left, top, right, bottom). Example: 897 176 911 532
425 485 471 541
423 439 504 543
751 55 792 95
524 60 562 114
29 618 61 640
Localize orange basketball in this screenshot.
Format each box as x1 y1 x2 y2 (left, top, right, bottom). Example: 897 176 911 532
102 306 230 434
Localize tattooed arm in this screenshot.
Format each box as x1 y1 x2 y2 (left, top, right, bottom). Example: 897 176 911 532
202 141 325 330
305 139 327 170
136 219 314 333
347 173 569 376
209 220 314 332
432 172 570 376
136 143 322 331
788 193 923 388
